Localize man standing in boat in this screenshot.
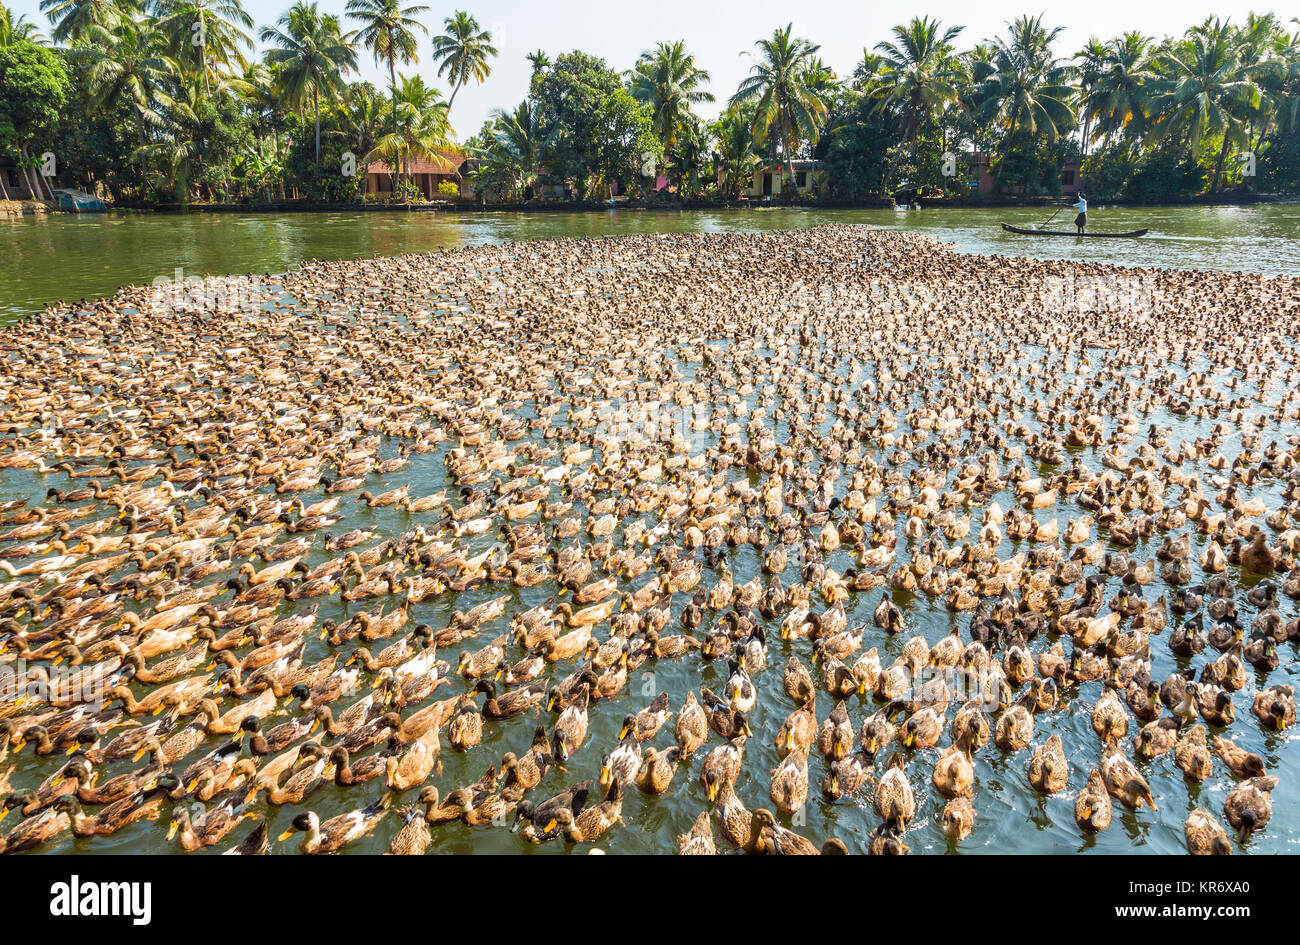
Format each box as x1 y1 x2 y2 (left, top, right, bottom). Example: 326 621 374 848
1072 193 1087 234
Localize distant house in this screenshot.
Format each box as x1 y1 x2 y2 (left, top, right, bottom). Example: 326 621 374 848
0 157 43 201
741 159 824 198
967 151 1082 196
365 148 472 199
1058 161 1083 195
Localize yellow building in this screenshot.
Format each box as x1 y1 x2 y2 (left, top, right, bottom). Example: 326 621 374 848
741 160 824 198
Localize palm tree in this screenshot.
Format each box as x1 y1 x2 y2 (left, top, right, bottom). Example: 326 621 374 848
345 0 428 138
1074 36 1106 159
260 1 357 164
240 61 287 195
38 0 128 44
136 77 204 202
1236 14 1287 160
973 14 1076 189
1257 21 1300 140
1082 32 1156 149
667 113 710 199
729 24 829 192
801 56 838 96
340 81 387 175
152 0 254 95
713 107 762 198
475 98 550 199
1 4 45 45
429 11 496 113
1149 18 1260 191
629 40 713 155
851 50 886 91
72 19 178 177
525 49 549 75
871 16 966 195
370 72 452 195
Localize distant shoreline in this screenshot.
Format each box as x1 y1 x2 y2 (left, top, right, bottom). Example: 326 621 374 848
27 192 1292 217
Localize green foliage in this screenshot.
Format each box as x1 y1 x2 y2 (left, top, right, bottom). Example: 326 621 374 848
531 50 660 197
260 1 358 164
710 105 761 199
7 2 1300 206
629 40 713 155
436 178 458 196
1259 126 1300 192
867 15 965 194
283 109 361 200
47 71 140 194
1083 142 1203 201
0 40 71 152
815 91 895 199
992 132 1077 196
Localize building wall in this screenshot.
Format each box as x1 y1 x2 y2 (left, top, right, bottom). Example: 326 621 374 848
1060 162 1082 195
366 171 472 199
741 166 819 198
1 164 40 201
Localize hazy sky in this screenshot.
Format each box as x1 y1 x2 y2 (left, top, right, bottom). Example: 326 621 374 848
9 0 1288 138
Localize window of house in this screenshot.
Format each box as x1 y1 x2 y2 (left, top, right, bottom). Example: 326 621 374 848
796 171 807 189
1061 169 1075 186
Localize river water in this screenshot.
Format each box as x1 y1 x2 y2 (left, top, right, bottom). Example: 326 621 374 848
3 203 1299 325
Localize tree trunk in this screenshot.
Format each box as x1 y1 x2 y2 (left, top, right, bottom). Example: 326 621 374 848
199 13 210 97
134 107 151 192
1211 132 1231 193
22 162 40 201
780 112 792 195
389 54 399 139
0 171 10 201
447 80 462 112
991 114 1019 194
19 147 41 201
880 141 905 198
314 88 321 166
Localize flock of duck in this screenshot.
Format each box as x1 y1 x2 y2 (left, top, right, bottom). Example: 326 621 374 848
0 224 1297 854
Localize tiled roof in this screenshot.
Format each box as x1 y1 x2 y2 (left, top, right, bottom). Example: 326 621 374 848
366 149 467 176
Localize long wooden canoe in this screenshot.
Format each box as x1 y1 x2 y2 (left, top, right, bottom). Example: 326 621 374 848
1001 223 1149 238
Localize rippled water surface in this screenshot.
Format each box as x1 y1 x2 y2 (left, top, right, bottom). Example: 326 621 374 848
1 205 1297 855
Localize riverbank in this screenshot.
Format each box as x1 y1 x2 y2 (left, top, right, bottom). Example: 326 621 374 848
46 191 1291 216
120 196 900 213
0 200 48 218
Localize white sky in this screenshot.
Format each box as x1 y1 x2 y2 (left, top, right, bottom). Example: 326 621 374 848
8 0 1288 139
